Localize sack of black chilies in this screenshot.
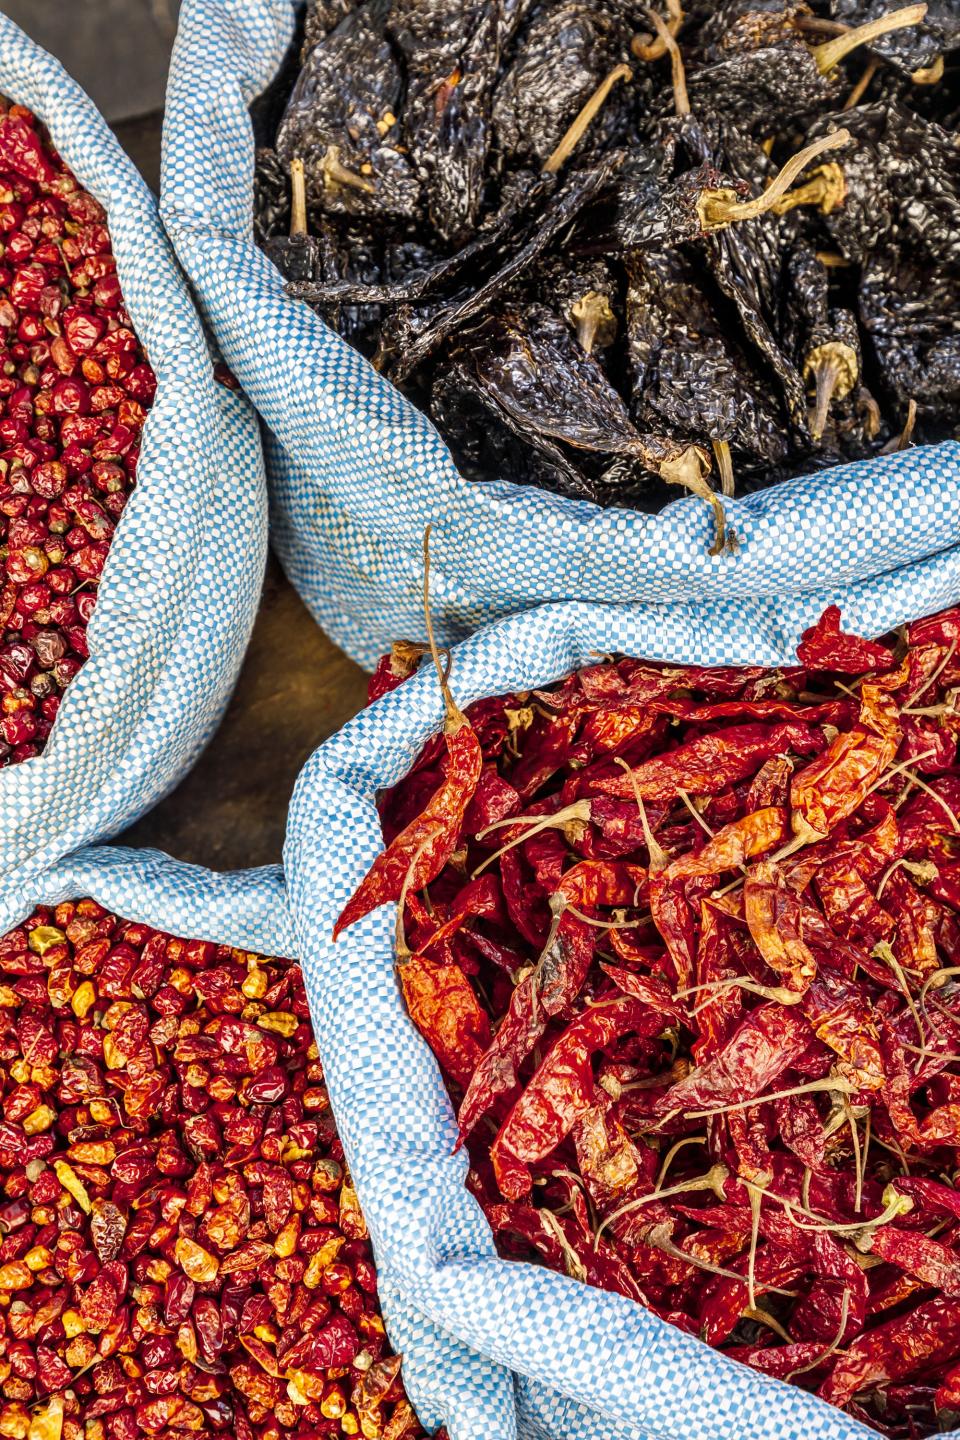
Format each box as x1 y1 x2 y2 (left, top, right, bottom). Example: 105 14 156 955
162 0 960 664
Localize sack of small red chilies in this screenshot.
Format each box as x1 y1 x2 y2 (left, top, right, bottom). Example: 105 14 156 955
317 571 960 1440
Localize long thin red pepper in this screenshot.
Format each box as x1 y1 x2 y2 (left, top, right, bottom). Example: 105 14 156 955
491 996 666 1199
335 530 482 938
599 723 823 803
820 1297 960 1407
346 601 960 1433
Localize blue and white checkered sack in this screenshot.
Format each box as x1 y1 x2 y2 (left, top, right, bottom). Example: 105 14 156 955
284 572 960 1440
159 0 960 671
0 17 266 901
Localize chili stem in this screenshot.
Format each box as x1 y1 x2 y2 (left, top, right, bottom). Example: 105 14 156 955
845 58 879 108
787 1290 851 1378
540 1209 588 1283
641 7 690 116
473 800 592 876
614 758 669 870
659 445 728 556
873 940 926 1048
711 439 735 498
289 156 308 239
687 1076 857 1119
677 788 715 838
904 638 958 708
654 1135 707 1191
322 143 376 194
812 5 928 76
912 53 945 83
422 524 459 722
747 1185 762 1311
699 130 850 229
543 64 632 174
744 1305 793 1345
595 1163 728 1245
632 0 684 61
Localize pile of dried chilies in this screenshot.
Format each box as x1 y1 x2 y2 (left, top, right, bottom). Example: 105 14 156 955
0 103 155 764
339 594 960 1437
254 0 958 545
0 900 428 1440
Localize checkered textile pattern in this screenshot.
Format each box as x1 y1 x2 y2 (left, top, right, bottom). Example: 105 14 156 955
159 0 960 670
0 16 267 901
285 582 960 1440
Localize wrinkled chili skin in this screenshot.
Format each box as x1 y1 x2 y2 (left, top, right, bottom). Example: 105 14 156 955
0 898 427 1440
350 602 960 1436
252 0 957 513
0 104 155 768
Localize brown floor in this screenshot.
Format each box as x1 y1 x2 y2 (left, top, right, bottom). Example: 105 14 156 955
112 112 369 870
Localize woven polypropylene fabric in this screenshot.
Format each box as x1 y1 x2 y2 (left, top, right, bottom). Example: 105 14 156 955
160 0 960 670
0 17 266 899
285 579 960 1440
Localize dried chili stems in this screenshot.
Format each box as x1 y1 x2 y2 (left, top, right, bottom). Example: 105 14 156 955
342 602 960 1437
255 1 959 543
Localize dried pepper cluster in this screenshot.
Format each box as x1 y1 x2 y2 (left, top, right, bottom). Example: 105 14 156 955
0 899 425 1440
254 0 958 543
0 103 154 766
342 603 960 1437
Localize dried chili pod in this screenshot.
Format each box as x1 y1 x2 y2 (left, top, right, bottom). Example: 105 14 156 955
287 170 556 310
781 242 864 445
382 152 625 381
439 306 693 484
532 256 620 356
831 0 959 75
809 102 960 421
685 4 929 134
387 0 527 244
492 2 639 169
625 247 790 477
276 0 419 220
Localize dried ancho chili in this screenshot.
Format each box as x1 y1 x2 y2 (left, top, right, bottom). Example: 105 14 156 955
0 103 155 765
253 0 958 545
341 601 960 1436
0 900 428 1440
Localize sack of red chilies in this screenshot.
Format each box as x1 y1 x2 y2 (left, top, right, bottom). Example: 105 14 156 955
287 568 960 1440
0 844 491 1440
0 16 266 897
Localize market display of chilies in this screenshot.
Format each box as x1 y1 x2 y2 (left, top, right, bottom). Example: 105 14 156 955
340 595 960 1437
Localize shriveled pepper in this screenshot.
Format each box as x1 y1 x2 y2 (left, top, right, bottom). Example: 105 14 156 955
820 1296 960 1407
491 996 666 1199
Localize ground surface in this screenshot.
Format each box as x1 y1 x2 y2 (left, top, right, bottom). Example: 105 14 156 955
107 125 369 871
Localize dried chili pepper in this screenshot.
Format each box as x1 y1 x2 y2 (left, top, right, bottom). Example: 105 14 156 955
254 0 953 526
0 103 155 767
334 530 482 939
0 896 427 1440
344 598 960 1434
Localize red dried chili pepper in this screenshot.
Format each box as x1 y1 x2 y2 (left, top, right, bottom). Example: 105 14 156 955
491 996 665 1199
820 1297 960 1407
0 896 426 1440
335 533 482 939
599 723 823 804
346 602 960 1434
797 606 897 675
790 680 902 840
398 952 490 1087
